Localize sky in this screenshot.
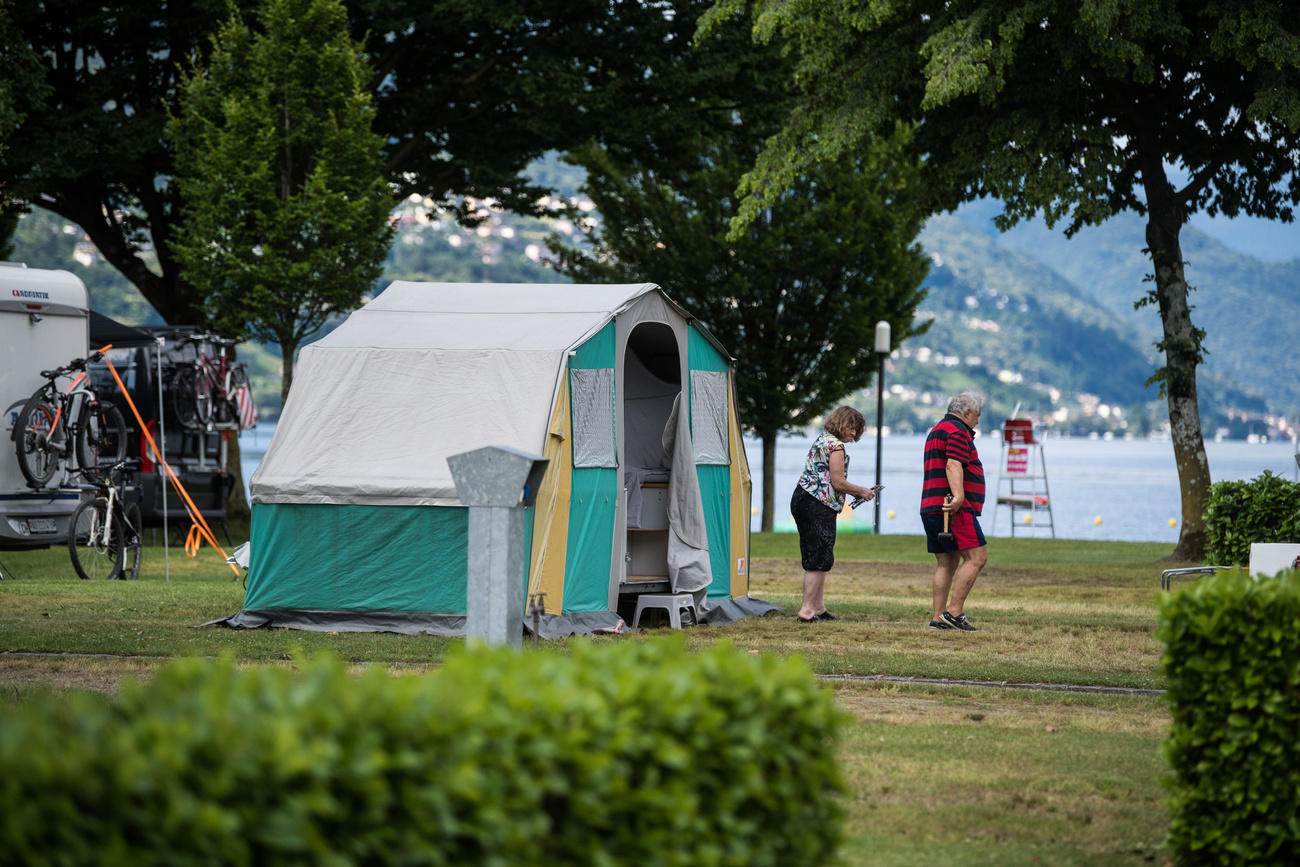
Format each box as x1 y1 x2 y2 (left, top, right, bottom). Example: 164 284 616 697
1187 212 1299 263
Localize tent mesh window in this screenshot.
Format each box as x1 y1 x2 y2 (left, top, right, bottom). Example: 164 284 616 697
690 370 730 465
570 368 616 468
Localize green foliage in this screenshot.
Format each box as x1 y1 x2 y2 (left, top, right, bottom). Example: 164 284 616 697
708 1 1300 236
1203 471 1300 567
707 0 1300 559
3 1 785 324
0 1 236 322
0 640 846 866
0 0 45 257
552 7 929 443
557 138 930 442
168 0 393 400
0 0 46 196
1158 570 1300 864
552 7 928 528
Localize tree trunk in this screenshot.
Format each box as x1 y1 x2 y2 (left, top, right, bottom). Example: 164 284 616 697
761 432 777 532
280 341 296 406
41 199 204 325
224 430 251 523
1144 187 1210 562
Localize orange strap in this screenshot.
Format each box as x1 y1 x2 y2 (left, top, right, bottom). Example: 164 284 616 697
185 523 205 558
102 352 239 575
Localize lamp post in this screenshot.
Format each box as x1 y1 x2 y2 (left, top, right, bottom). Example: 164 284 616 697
873 321 891 533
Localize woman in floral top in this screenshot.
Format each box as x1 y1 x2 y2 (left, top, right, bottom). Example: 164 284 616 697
791 406 877 622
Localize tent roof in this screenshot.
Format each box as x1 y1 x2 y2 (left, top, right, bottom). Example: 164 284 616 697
252 282 677 506
314 281 660 352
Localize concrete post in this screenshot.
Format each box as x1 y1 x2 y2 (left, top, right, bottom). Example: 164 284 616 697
447 445 548 648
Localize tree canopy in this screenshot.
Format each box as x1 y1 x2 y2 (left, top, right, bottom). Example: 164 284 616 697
554 142 930 528
0 0 45 259
0 1 766 324
551 8 930 528
168 0 392 403
705 0 1300 558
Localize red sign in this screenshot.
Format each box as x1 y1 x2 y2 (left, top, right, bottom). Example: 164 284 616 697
1006 446 1029 474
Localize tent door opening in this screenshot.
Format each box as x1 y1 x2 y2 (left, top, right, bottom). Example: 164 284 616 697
621 322 681 600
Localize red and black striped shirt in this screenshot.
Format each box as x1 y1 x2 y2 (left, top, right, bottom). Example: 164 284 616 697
920 413 984 515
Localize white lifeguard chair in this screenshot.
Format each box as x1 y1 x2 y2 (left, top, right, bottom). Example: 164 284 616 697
992 419 1055 538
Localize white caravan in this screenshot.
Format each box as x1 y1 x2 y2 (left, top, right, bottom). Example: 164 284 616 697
1 263 89 548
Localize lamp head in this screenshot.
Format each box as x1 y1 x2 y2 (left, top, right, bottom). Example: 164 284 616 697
874 320 891 355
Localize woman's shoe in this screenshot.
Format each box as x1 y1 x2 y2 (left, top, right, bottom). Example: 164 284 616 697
816 610 837 621
796 615 818 623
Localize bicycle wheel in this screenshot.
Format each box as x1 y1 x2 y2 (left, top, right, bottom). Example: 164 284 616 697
13 393 61 488
218 365 249 426
170 366 211 429
75 401 128 472
119 502 143 581
68 497 123 580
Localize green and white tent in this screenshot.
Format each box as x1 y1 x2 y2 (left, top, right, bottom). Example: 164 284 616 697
221 282 775 636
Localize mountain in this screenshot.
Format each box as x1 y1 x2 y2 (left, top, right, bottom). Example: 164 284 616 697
872 216 1167 436
918 215 1158 404
869 209 1287 437
8 179 1297 437
963 206 1300 418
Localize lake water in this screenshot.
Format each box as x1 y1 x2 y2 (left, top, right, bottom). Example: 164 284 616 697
239 425 1300 543
752 432 1300 542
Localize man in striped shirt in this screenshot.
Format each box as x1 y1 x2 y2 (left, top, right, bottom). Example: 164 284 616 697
921 392 987 632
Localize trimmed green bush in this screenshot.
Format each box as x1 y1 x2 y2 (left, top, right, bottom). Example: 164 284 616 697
1158 570 1300 864
0 638 845 866
1203 470 1300 566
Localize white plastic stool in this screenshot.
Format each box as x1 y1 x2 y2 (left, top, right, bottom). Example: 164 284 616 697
632 593 698 629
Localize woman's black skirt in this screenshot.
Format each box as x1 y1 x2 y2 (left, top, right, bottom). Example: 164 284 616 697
790 487 838 572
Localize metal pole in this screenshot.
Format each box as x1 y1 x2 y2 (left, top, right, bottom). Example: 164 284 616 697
875 354 884 532
447 445 547 650
157 336 169 581
465 505 525 648
873 321 891 534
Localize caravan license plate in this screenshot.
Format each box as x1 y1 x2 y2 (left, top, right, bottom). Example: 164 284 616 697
27 518 57 534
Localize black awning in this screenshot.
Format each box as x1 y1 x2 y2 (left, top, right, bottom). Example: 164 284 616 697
89 310 158 349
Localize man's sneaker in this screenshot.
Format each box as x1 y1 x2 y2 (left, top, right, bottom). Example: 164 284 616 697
928 618 953 630
941 610 977 632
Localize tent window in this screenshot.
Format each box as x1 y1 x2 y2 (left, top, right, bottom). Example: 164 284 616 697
690 370 729 465
570 368 616 468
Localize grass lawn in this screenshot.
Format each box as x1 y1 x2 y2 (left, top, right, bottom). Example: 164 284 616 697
0 531 1181 864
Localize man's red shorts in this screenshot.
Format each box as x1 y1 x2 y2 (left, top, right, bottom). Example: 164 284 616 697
922 510 987 553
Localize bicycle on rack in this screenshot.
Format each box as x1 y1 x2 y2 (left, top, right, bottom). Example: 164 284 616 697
68 459 143 581
169 333 250 430
11 347 128 489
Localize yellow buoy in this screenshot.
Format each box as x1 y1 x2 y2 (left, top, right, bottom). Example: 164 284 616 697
1094 516 1102 525
1169 518 1177 527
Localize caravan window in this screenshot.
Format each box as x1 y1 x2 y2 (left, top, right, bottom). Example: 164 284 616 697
690 370 729 465
570 368 616 468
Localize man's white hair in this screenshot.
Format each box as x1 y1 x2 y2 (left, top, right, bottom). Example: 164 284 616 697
947 391 984 416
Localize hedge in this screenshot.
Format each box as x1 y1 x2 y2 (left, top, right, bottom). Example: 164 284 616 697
1203 470 1300 567
0 637 845 867
1158 570 1300 864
